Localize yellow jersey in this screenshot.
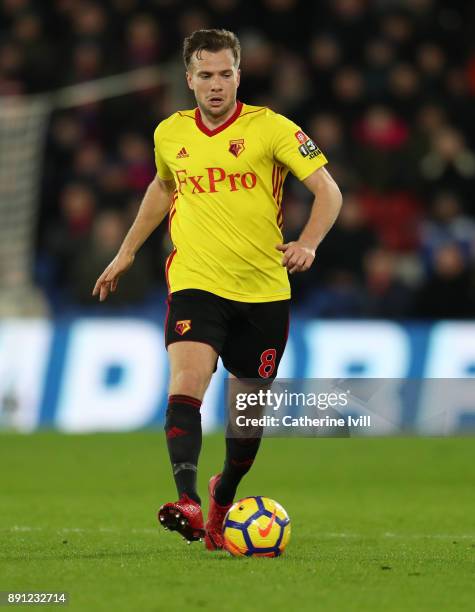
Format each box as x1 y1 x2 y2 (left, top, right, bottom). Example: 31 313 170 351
154 101 327 302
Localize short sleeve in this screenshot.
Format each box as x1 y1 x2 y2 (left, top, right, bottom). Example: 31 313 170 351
153 123 174 181
269 112 328 181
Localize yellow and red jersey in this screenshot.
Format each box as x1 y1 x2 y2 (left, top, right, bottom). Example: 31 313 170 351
154 101 327 302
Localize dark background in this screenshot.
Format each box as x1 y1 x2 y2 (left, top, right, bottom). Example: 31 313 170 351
2 0 475 319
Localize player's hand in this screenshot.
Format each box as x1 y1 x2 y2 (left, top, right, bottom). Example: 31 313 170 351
92 252 135 301
276 241 315 274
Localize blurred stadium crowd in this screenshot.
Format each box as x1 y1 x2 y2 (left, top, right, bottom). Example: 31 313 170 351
1 0 475 318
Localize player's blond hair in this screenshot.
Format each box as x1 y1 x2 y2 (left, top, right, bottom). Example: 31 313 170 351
183 29 241 70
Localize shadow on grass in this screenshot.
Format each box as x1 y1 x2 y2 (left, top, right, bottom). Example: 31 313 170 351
0 549 166 561
1 547 288 562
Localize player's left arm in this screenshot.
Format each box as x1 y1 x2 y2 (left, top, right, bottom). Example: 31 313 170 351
276 166 342 274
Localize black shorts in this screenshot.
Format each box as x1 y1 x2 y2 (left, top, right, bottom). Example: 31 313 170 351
165 289 290 379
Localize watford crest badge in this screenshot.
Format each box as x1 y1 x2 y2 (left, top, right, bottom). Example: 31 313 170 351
175 320 192 336
229 139 245 158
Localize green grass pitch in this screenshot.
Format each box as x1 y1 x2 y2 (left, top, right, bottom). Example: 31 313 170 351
1 433 473 611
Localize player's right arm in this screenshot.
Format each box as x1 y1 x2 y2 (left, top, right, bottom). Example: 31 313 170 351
92 174 175 302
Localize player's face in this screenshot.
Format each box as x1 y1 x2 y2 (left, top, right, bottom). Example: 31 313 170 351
186 49 240 120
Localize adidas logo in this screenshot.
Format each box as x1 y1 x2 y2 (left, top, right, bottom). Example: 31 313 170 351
176 147 189 158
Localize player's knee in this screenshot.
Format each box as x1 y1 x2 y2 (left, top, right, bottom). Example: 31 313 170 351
169 367 212 399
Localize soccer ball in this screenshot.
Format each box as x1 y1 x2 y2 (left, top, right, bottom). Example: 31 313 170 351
222 496 291 557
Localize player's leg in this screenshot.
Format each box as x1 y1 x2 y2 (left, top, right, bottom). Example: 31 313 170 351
165 341 217 505
216 299 289 504
205 299 290 550
158 289 229 542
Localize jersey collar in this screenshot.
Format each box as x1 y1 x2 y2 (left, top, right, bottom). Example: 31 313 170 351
195 100 243 137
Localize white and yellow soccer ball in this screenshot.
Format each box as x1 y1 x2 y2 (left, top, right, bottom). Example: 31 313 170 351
222 496 291 557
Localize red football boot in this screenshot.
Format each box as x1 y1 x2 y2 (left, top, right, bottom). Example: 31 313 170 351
204 474 233 551
158 494 205 543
